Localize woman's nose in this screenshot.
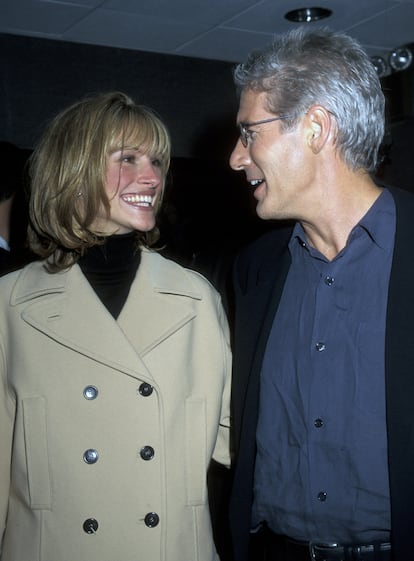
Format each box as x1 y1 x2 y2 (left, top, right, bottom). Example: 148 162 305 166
140 159 161 185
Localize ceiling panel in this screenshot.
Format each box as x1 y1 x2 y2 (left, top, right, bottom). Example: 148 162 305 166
65 9 212 52
101 0 256 25
1 0 413 62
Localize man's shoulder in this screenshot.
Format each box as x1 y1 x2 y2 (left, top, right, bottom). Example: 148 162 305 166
385 185 414 207
237 223 293 266
233 223 293 294
385 186 414 233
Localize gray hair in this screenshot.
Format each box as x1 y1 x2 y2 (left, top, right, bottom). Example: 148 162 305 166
233 27 385 172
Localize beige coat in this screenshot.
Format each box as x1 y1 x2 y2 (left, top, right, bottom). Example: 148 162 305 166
0 249 231 561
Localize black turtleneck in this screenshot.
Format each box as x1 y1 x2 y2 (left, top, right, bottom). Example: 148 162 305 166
78 232 141 319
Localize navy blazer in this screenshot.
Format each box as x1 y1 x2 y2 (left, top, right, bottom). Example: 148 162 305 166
229 186 414 561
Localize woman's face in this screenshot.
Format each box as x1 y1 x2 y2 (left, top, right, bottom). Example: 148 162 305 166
91 146 164 235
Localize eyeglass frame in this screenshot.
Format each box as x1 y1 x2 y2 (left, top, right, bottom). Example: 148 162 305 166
238 115 294 148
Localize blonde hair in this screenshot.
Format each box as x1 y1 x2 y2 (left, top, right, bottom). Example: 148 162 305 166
28 91 171 272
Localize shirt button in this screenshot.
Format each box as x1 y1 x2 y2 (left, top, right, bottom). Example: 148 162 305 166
140 446 155 461
317 491 327 502
144 512 159 528
83 386 98 400
314 418 324 428
83 449 99 464
83 518 99 534
324 275 335 286
139 383 153 397
315 342 326 352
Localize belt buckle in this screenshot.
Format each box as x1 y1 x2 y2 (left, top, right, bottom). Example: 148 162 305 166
309 541 339 561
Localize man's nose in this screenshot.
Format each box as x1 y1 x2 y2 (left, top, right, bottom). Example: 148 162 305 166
229 138 249 171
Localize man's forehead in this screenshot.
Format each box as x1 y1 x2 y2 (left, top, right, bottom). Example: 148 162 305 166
238 90 270 120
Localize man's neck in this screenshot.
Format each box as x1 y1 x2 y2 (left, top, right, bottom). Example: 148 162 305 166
300 175 383 261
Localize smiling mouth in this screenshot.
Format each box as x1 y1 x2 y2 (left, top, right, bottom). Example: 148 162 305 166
122 194 154 207
249 179 264 188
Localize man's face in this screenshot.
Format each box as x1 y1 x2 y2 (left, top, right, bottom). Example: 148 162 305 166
229 89 316 222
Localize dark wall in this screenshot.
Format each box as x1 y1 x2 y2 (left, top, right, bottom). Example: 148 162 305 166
1 33 414 280
0 33 265 277
0 33 239 159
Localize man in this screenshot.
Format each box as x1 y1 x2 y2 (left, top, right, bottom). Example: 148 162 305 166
228 27 413 561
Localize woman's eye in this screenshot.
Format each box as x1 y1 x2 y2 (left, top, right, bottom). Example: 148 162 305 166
122 155 135 164
152 158 161 167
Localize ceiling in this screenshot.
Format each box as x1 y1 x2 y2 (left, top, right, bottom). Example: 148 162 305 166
1 0 414 64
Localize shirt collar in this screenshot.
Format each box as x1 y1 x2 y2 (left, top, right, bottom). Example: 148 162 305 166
0 236 10 251
289 188 395 256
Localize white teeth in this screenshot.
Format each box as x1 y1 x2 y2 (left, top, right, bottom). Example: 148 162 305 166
122 194 153 206
249 179 264 186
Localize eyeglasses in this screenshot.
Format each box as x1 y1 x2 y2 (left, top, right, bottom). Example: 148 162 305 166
238 115 293 147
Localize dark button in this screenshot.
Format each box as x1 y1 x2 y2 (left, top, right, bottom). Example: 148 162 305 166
317 491 327 502
314 418 324 428
324 275 335 286
83 518 98 534
140 446 155 461
144 512 159 528
139 383 153 397
83 386 98 400
315 342 326 352
83 449 99 464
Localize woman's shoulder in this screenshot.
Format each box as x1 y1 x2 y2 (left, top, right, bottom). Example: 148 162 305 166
141 248 218 296
0 259 60 302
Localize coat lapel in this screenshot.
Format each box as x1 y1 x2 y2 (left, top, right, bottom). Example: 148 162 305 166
117 249 200 356
11 253 201 382
13 261 150 380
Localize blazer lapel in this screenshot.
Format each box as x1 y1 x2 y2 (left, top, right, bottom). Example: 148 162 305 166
385 188 414 534
234 231 292 409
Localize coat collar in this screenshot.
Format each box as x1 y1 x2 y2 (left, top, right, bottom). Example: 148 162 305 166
10 250 202 382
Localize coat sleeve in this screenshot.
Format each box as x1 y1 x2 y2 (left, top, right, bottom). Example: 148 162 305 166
0 330 15 557
211 293 232 468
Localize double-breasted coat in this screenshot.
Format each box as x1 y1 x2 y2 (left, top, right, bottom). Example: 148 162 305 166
0 248 231 561
229 186 414 561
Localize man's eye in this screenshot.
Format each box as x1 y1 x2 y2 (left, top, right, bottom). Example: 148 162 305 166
245 129 257 142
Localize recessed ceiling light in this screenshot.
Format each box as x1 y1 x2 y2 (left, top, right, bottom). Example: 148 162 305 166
370 56 389 78
284 7 333 23
389 47 413 71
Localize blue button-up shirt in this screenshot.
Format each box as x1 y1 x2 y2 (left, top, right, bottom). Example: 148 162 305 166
252 189 396 544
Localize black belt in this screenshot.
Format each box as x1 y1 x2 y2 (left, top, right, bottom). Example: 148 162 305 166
250 525 392 561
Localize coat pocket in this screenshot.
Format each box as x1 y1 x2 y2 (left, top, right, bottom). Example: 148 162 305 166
185 397 207 506
22 396 52 509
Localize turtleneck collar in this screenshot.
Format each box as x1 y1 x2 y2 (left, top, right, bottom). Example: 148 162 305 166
78 232 141 319
78 231 140 274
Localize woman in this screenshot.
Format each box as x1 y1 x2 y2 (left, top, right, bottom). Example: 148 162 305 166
0 92 231 561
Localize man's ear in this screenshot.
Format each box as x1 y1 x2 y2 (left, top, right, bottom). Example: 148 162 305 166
306 105 335 154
